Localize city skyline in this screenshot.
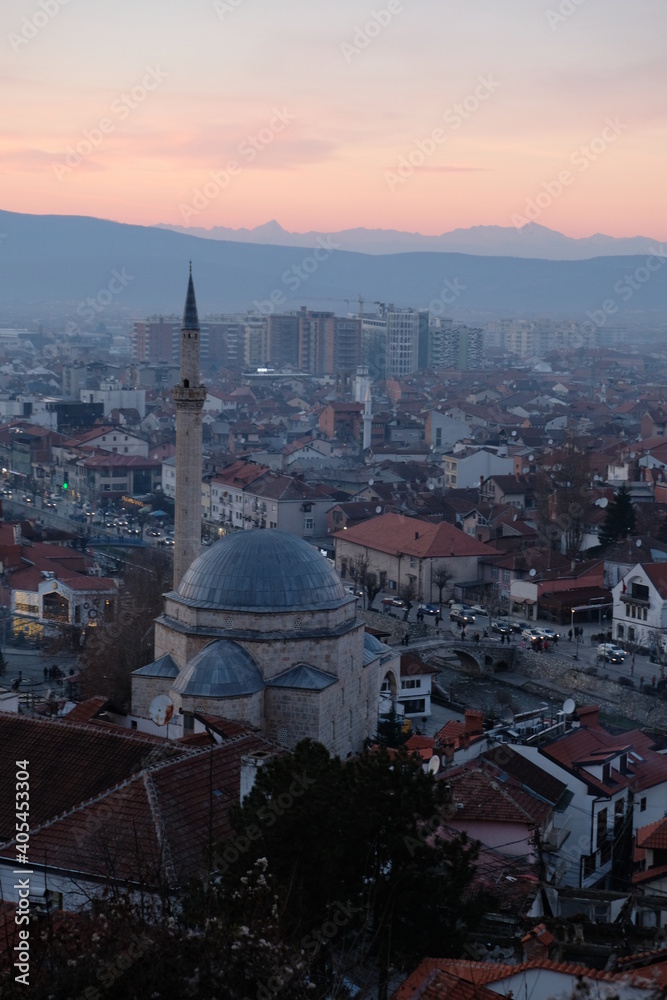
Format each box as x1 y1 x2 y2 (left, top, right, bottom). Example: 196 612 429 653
2 0 666 239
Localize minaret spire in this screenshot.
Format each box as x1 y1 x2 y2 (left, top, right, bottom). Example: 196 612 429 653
172 265 207 589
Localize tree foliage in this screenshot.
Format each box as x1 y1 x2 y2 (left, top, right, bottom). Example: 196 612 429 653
599 482 637 548
79 547 172 709
223 740 480 999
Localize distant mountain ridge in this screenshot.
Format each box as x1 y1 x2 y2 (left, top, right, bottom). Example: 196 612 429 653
154 219 665 261
1 209 666 324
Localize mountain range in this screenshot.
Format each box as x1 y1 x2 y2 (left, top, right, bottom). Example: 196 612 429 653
155 219 666 261
1 209 666 324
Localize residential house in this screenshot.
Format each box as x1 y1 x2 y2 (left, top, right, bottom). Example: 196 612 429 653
334 512 499 603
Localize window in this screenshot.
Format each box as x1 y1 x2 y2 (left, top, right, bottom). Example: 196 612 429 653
631 583 649 601
596 807 608 847
304 516 314 531
402 698 426 715
491 567 499 580
640 797 647 812
401 679 421 689
502 570 510 583
617 624 624 638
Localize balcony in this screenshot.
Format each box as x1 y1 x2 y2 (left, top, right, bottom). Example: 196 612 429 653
544 814 571 850
620 593 649 607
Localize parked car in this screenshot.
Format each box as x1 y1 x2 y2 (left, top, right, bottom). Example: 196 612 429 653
597 643 625 663
469 604 488 615
418 603 439 616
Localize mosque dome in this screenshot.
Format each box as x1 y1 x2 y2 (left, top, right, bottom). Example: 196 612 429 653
175 529 347 612
171 639 263 698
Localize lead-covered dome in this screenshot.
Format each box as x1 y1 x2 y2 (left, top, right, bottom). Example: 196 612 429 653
171 639 263 698
176 530 347 611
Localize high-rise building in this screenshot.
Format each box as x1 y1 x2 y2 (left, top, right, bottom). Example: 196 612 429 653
172 268 207 589
385 309 420 376
429 319 484 370
266 314 300 369
244 317 268 368
132 315 210 366
298 309 334 375
332 315 362 374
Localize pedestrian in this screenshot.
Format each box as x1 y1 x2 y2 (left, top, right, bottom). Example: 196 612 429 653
405 632 410 646
568 629 573 641
435 613 441 627
640 675 644 689
43 666 48 680
461 629 466 641
500 633 505 645
544 640 549 653
631 655 635 677
652 675 656 687
553 633 559 646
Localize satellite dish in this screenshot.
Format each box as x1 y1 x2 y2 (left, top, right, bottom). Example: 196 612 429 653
630 452 636 459
563 698 576 715
149 694 174 727
636 538 642 547
528 454 534 461
529 568 537 577
596 497 609 509
375 505 382 514
368 478 374 486
511 430 517 437
513 513 518 521
522 467 529 474
429 755 441 775
548 439 554 445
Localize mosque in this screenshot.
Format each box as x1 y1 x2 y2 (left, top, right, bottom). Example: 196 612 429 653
131 270 391 756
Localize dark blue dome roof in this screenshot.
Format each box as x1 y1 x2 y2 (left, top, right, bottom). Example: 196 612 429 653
172 639 263 698
176 530 347 611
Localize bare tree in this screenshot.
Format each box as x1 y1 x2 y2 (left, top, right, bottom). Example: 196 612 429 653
365 570 382 611
534 435 591 560
351 553 369 609
79 548 172 709
399 582 417 622
432 565 453 608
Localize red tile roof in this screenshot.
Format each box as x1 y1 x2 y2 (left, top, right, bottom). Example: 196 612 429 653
445 764 552 827
334 512 498 558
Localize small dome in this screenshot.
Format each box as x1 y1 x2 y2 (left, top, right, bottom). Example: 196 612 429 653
176 530 347 611
172 640 263 698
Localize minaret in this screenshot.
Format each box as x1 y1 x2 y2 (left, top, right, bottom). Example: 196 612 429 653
363 382 372 451
172 265 207 588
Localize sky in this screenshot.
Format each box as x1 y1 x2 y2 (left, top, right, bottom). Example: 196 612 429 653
2 0 666 238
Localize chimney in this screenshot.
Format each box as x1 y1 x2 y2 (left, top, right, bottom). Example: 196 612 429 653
522 925 555 963
464 709 484 736
576 705 600 729
415 531 419 540
240 750 274 802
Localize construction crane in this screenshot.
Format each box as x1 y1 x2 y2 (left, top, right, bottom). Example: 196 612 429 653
296 296 386 320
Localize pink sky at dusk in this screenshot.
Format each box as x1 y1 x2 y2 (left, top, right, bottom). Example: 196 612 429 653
2 0 666 239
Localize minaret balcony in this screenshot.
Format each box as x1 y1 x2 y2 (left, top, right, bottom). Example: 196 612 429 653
172 385 207 404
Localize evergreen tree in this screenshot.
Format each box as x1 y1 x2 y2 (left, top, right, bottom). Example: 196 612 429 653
599 482 637 547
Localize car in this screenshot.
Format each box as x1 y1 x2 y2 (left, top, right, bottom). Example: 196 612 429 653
521 627 541 641
382 597 406 609
469 604 488 615
450 609 475 625
418 603 439 616
148 529 161 537
163 537 174 547
597 643 625 663
508 620 524 633
344 584 364 597
491 621 511 636
534 627 560 641
23 495 32 503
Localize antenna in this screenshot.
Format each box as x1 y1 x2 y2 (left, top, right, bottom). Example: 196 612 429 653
429 755 440 775
149 694 174 728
